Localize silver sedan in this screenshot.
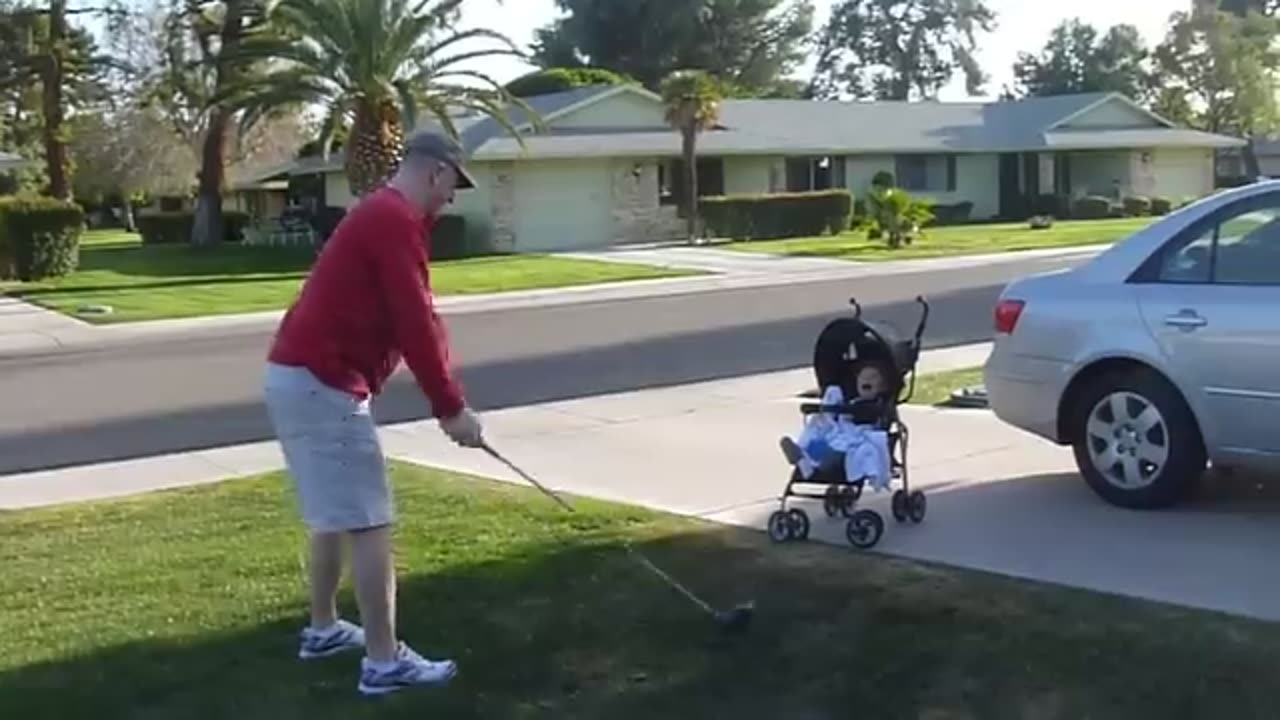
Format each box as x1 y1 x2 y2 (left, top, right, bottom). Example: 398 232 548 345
984 180 1280 509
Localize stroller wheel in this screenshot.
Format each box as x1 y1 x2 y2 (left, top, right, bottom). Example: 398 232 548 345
891 490 909 523
838 483 863 518
822 485 841 517
907 491 927 523
845 510 884 549
767 510 792 543
787 509 810 541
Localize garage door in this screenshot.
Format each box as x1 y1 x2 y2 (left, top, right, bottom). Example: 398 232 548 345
512 160 615 251
1152 149 1213 200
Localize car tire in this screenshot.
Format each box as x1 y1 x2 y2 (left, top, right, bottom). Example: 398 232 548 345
1069 368 1206 510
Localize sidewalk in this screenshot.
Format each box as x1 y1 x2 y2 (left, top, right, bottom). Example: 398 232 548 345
7 340 1280 623
0 244 1103 357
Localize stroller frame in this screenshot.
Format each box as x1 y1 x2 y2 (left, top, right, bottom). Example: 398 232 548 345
767 295 931 550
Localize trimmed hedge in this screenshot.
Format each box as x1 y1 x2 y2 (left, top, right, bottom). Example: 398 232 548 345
136 210 251 244
1122 196 1152 217
1150 197 1173 216
700 190 853 241
428 215 471 260
1072 195 1115 220
0 197 84 281
929 201 973 225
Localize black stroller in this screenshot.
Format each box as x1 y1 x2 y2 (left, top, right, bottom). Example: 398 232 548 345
767 295 930 550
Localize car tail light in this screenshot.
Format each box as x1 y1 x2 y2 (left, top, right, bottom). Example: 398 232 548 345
994 299 1025 334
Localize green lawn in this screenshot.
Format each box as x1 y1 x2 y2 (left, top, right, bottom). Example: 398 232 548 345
732 217 1155 261
908 366 985 406
2 230 696 324
4 462 1280 719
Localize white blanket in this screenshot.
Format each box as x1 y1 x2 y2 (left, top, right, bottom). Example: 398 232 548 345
793 386 892 491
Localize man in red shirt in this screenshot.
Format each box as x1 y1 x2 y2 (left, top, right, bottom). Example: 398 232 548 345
263 130 482 696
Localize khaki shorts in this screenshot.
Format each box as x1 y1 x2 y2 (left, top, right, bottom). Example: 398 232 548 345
263 363 392 532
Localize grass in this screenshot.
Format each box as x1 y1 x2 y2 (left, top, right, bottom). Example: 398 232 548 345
1 230 697 324
907 366 985 406
731 217 1155 261
4 462 1280 719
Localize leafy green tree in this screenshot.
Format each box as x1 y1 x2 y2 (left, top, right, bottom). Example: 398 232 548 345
533 0 814 96
1012 19 1152 101
811 0 996 100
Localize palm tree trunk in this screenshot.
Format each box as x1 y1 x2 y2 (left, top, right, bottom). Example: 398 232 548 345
191 109 230 247
40 0 71 200
347 97 405 197
191 0 245 247
682 125 698 243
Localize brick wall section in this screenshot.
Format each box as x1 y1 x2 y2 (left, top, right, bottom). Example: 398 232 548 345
489 161 516 251
609 159 685 245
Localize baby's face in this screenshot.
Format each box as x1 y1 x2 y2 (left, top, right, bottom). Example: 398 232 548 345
855 365 887 399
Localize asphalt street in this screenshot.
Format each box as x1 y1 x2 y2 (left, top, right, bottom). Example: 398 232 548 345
0 254 1083 474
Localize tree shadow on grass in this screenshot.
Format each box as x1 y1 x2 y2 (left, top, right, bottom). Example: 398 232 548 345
3 522 1278 720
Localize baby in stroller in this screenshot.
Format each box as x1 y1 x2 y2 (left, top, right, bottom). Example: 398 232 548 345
766 296 930 550
779 365 893 492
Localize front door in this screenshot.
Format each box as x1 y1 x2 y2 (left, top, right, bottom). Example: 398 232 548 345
998 153 1021 219
1135 190 1280 456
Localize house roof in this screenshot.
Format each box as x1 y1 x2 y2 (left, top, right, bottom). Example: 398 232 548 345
282 88 1244 175
470 91 1243 160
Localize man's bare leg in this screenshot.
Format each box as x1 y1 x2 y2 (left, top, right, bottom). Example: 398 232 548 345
309 531 344 629
350 524 398 663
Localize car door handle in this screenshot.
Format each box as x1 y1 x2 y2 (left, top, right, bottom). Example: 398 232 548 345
1164 311 1207 329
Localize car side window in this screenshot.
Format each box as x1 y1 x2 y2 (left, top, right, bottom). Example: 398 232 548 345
1215 209 1280 285
1156 198 1280 286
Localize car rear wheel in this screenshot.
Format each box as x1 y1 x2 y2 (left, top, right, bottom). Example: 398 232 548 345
1069 369 1206 509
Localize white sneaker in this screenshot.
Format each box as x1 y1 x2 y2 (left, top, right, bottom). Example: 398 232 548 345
298 619 366 660
358 642 458 696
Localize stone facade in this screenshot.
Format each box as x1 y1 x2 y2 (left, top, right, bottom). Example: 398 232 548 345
489 161 516 252
609 159 685 245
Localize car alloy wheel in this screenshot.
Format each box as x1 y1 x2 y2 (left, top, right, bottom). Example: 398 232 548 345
1084 390 1170 491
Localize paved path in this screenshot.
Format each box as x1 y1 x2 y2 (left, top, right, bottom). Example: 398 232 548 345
0 252 1087 474
7 341 1280 624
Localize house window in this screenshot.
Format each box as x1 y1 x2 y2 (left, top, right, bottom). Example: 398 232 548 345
894 154 957 192
664 157 725 204
785 156 845 192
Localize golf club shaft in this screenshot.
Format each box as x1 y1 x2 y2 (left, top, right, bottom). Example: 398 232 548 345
482 441 717 617
483 443 576 514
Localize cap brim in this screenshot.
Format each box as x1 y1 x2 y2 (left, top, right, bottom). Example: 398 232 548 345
450 161 476 189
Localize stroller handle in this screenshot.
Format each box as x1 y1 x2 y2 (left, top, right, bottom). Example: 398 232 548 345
913 295 930 343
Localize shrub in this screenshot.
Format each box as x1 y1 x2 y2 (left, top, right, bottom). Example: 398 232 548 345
1033 193 1071 219
929 201 973 225
505 67 633 98
0 196 84 281
136 210 250 244
1150 196 1173 216
871 171 894 189
1122 196 1152 217
428 215 471 260
866 187 934 248
1072 195 1115 220
699 190 853 241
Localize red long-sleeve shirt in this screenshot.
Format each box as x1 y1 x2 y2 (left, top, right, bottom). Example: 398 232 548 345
267 186 465 419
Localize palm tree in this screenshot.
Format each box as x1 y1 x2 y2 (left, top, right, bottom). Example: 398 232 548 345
660 69 722 243
222 0 530 197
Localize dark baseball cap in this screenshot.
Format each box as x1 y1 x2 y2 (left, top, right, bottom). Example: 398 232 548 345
403 130 475 189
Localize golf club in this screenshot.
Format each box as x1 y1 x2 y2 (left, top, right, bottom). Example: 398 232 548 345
480 441 755 633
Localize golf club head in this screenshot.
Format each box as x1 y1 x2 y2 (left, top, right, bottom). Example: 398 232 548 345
714 601 755 633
